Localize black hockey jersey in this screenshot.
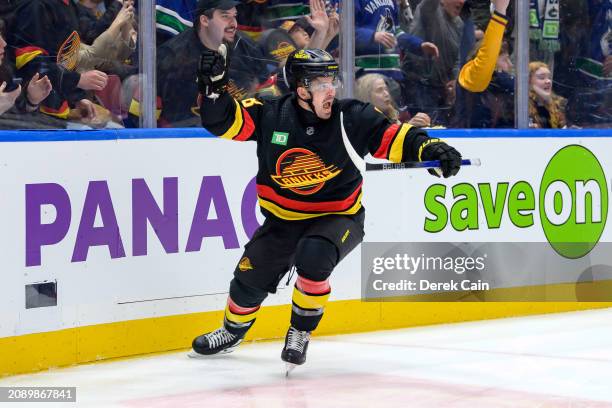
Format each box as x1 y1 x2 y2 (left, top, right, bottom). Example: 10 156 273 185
10 0 86 118
200 92 431 220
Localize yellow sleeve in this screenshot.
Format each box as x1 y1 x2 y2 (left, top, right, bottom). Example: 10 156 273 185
458 12 509 93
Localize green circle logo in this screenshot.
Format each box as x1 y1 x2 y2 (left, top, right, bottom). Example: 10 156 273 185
540 145 608 259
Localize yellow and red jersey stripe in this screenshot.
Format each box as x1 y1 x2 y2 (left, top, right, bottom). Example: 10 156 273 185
256 182 363 220
237 24 264 41
15 46 49 69
219 99 256 141
372 123 413 163
40 101 70 119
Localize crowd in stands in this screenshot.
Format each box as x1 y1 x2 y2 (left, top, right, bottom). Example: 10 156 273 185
0 0 609 129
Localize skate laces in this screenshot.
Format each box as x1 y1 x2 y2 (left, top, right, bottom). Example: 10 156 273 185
206 327 236 349
286 327 310 353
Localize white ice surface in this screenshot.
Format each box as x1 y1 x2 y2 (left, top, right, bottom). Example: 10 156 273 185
2 307 612 407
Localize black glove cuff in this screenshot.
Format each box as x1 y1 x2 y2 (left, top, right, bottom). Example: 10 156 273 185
418 138 443 161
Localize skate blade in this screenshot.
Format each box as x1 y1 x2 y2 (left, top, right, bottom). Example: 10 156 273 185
285 362 297 377
187 346 238 359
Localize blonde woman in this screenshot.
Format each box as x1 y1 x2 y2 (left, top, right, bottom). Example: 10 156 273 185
355 73 431 127
528 61 567 129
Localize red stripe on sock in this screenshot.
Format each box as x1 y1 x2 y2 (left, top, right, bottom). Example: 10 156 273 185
227 297 260 315
296 276 330 295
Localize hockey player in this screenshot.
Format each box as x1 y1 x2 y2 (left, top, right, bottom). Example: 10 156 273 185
191 48 462 372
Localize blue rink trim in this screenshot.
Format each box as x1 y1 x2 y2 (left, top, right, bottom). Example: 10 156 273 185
0 127 611 142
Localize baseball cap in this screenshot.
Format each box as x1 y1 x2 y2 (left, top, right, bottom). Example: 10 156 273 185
292 17 315 36
197 0 240 12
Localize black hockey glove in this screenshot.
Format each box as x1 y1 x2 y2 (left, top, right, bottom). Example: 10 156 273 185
197 44 230 97
420 139 462 178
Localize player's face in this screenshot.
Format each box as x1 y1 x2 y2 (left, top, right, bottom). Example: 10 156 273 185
370 78 392 111
308 77 338 119
211 8 238 43
530 67 552 97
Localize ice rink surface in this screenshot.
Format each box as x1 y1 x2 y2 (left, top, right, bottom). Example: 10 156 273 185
2 307 612 407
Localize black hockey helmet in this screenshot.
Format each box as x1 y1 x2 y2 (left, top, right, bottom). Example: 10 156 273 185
283 49 339 91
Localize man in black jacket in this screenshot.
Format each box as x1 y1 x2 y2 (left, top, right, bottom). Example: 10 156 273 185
134 0 268 127
190 48 462 372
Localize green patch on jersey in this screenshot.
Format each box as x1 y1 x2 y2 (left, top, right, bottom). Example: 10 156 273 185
272 131 289 146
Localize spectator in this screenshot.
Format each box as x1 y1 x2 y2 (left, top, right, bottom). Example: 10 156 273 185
403 0 466 121
280 18 314 50
279 0 339 51
555 0 611 127
356 73 432 126
130 0 268 127
356 73 401 121
0 18 52 117
75 0 123 44
259 0 338 97
454 0 514 128
77 0 137 79
10 0 107 120
355 0 438 107
529 61 568 128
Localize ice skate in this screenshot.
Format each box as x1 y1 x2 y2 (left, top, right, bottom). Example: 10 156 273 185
188 327 243 358
281 326 311 376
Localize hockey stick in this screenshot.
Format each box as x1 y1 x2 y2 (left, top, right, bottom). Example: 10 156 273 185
365 158 481 172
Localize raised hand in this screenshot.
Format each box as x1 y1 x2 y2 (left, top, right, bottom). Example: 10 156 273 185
327 9 340 39
305 0 329 34
492 0 510 15
198 44 230 96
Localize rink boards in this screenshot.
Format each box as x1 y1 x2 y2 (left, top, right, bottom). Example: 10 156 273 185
1 128 612 376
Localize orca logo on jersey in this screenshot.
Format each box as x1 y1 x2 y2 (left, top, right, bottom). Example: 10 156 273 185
271 148 342 195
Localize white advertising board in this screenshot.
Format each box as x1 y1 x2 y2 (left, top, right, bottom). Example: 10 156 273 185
1 135 611 337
